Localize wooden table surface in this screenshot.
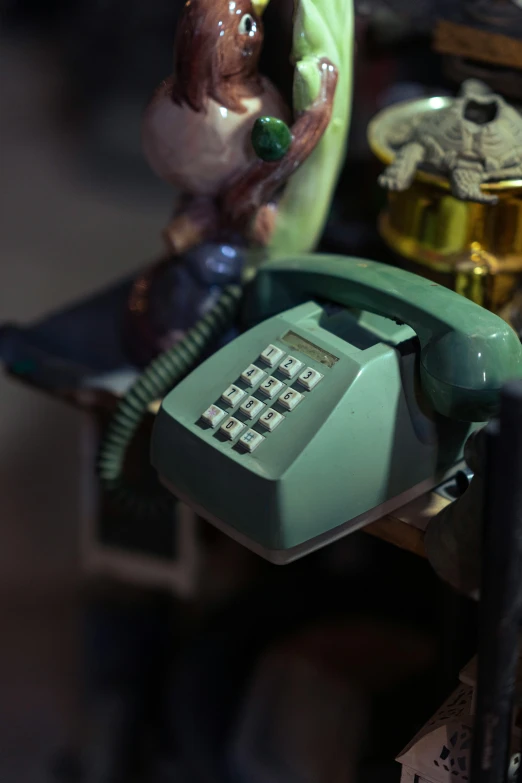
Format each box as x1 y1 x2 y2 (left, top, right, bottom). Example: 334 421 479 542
365 490 450 558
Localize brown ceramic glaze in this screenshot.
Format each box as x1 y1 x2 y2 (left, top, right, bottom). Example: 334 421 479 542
141 0 338 254
143 0 289 199
171 0 266 114
143 74 289 197
220 58 339 243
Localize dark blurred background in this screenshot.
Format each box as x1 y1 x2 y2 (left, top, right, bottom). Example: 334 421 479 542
0 2 174 779
0 2 475 782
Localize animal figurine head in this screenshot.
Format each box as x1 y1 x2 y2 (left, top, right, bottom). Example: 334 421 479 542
171 0 269 114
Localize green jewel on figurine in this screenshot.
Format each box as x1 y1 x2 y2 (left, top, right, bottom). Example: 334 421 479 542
251 117 293 162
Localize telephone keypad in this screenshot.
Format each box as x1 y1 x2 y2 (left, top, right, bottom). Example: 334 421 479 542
240 396 265 420
198 335 329 452
238 429 265 453
278 388 304 411
297 367 324 391
221 384 246 407
201 405 227 428
278 355 304 379
260 344 285 368
259 408 284 432
241 364 267 387
258 376 284 399
220 417 245 440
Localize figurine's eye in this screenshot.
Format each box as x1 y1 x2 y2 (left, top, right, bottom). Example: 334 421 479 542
239 13 256 36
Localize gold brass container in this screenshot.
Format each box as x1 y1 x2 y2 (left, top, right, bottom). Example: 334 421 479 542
368 97 522 315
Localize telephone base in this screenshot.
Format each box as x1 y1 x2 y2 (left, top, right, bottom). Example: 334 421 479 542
160 462 465 564
152 300 477 560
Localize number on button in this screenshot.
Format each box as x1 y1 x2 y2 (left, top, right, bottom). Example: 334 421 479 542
259 408 284 432
278 388 303 411
278 355 303 379
297 367 324 391
220 417 245 440
259 376 284 399
260 344 285 368
221 384 246 406
239 396 265 420
240 364 267 387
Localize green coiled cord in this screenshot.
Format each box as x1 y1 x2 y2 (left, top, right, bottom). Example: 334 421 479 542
97 284 243 523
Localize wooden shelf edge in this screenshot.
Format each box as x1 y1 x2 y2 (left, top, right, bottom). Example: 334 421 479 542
364 517 426 558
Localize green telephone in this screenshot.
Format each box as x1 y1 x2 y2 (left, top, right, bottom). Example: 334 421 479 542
151 255 522 563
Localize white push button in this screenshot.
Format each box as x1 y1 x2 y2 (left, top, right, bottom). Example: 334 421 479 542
259 408 284 432
220 416 245 440
238 429 265 453
258 376 284 400
260 344 285 368
241 364 267 387
201 405 227 428
278 388 304 411
297 367 324 391
278 355 304 379
221 384 246 407
240 396 265 420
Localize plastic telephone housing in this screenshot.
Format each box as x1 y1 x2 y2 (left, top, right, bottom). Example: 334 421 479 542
151 255 522 562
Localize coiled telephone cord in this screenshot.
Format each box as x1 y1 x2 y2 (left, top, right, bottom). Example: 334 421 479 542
97 284 243 523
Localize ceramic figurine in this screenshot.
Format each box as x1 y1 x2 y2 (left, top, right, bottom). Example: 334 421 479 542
369 80 522 317
126 0 354 365
378 79 522 205
142 0 338 253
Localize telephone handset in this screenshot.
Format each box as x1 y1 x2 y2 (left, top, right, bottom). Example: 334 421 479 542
246 254 522 422
151 255 522 563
